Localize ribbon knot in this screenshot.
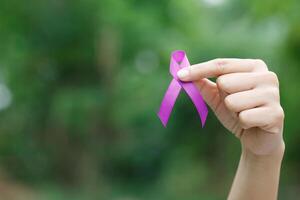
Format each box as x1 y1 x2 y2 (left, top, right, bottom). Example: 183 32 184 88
157 50 208 127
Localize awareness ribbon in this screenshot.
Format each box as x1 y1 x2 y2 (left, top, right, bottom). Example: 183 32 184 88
157 50 208 127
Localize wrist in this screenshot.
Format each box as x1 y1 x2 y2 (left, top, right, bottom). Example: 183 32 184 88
241 140 285 165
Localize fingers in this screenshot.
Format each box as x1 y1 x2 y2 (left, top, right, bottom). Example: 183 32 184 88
194 78 220 111
177 58 268 81
217 72 279 94
177 57 284 134
238 106 284 131
224 87 280 113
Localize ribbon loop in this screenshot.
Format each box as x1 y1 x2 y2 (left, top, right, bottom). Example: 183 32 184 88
157 50 208 127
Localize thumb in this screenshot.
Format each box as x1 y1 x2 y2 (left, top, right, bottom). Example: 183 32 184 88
194 78 220 112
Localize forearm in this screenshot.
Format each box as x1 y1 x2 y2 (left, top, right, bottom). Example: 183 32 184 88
228 142 285 200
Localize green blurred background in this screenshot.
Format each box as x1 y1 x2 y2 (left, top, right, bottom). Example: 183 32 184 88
0 0 300 199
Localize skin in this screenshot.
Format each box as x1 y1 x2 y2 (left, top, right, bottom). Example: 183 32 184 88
177 58 285 200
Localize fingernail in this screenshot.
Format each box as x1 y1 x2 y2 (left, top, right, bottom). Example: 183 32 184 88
177 68 189 79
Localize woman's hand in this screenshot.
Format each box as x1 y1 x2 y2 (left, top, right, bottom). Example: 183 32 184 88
177 58 284 157
178 58 285 200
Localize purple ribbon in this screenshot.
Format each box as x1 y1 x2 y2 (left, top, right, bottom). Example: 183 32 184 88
157 50 208 127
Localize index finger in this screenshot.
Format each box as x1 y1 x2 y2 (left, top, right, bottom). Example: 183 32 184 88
177 58 268 81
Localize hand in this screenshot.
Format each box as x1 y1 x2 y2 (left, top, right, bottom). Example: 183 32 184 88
177 58 284 157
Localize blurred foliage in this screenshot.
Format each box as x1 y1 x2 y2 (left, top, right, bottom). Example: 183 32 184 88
0 0 300 199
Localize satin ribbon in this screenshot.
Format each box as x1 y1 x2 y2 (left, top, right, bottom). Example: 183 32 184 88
157 50 208 127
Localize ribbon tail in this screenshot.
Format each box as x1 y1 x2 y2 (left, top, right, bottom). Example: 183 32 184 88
157 79 181 127
181 82 208 127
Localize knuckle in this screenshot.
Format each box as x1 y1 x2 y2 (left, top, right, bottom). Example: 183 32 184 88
267 71 279 86
268 106 284 127
266 87 280 101
275 106 285 122
216 76 226 90
253 59 268 70
256 71 280 87
255 59 267 67
224 95 235 110
214 58 226 75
